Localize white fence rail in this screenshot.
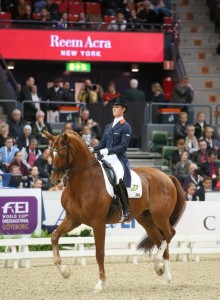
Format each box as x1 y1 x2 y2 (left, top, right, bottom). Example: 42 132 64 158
0 235 220 269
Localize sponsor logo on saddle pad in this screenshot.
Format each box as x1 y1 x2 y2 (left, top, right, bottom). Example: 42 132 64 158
99 162 142 198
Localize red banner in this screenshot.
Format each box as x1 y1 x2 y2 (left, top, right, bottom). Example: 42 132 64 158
0 29 164 62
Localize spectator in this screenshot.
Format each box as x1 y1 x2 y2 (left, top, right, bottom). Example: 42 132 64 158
200 149 220 187
74 108 101 138
81 125 94 146
33 178 43 188
37 7 52 27
173 112 188 142
174 150 191 185
63 122 74 133
108 12 127 31
102 0 121 16
8 109 27 144
0 123 10 148
31 85 41 111
33 148 52 179
171 138 185 167
202 176 213 192
215 167 220 191
9 151 29 177
17 124 35 150
17 76 37 121
10 165 22 175
183 162 205 201
204 126 220 151
45 78 65 123
150 82 166 123
184 125 199 155
0 137 19 170
63 81 75 103
154 0 172 24
123 79 145 103
77 79 97 103
127 9 144 30
23 166 40 188
31 111 53 147
185 182 198 201
172 76 194 106
122 0 134 20
103 81 120 106
194 111 209 140
90 138 99 147
45 0 59 20
20 4 34 25
57 11 69 28
12 0 26 20
76 12 89 29
21 138 42 169
92 84 104 103
0 152 8 173
137 0 157 28
34 0 46 13
191 138 209 167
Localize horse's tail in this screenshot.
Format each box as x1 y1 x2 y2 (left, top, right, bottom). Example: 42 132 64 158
168 175 186 227
137 175 186 253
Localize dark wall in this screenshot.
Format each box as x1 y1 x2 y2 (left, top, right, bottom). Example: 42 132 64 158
11 60 164 101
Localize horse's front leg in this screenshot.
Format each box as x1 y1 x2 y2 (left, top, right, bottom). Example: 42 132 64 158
51 215 80 279
92 222 106 293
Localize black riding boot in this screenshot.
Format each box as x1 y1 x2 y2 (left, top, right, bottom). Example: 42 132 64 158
115 179 131 223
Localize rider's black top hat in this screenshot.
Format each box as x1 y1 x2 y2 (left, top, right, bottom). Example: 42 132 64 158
111 97 128 111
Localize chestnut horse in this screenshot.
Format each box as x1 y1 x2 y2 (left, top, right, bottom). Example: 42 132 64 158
44 130 186 291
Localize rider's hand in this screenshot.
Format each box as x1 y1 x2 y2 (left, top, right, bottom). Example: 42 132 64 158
88 147 94 153
100 148 108 156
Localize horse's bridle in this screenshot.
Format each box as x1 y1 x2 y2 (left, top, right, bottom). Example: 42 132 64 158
51 143 69 173
50 136 97 180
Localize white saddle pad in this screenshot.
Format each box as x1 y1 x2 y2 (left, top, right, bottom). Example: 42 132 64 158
99 161 142 199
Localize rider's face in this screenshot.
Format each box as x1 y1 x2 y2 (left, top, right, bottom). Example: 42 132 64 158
112 105 125 118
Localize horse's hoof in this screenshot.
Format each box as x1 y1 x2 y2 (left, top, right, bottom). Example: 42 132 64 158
92 280 104 293
92 287 102 294
60 264 71 279
162 274 172 285
154 259 165 276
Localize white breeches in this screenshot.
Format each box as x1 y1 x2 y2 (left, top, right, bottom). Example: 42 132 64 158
103 154 124 184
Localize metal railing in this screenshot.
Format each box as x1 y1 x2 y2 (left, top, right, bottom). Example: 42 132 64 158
148 102 213 124
21 100 86 119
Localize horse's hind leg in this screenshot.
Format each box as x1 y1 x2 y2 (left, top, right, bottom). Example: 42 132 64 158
151 212 176 284
51 215 80 279
136 214 165 276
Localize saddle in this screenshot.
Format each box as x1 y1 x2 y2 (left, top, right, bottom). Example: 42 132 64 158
101 160 117 187
101 160 120 218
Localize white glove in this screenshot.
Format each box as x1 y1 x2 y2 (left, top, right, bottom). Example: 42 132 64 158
100 148 108 156
88 147 94 153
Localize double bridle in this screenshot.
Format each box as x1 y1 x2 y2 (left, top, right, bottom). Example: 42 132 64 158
51 138 97 181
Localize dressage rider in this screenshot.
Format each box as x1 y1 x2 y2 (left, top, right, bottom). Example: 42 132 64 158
90 97 132 222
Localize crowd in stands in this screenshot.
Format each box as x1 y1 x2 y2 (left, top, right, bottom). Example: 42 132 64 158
0 0 173 30
171 111 220 200
1 70 220 200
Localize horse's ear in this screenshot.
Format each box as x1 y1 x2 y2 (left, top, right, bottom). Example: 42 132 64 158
43 130 55 141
